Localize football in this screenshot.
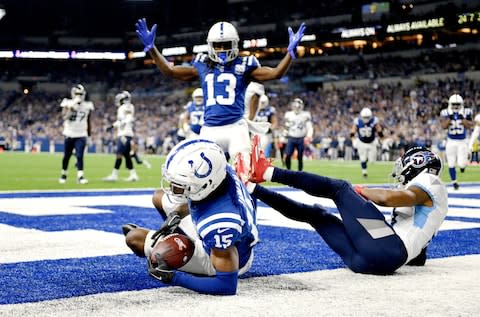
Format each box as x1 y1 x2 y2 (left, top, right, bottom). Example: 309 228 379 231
150 233 195 269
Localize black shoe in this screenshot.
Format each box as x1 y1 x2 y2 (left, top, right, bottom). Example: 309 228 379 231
453 182 459 190
122 223 138 236
406 247 427 266
460 168 465 173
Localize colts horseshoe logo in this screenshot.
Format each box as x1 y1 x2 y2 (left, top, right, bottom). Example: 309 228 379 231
188 152 212 178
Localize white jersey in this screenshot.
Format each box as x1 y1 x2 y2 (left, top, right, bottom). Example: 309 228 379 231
244 82 265 119
61 98 94 138
469 114 480 150
114 103 135 137
284 110 313 138
391 171 448 263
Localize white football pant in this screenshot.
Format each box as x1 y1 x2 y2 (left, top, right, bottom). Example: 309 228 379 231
355 139 377 163
200 118 251 168
446 139 468 168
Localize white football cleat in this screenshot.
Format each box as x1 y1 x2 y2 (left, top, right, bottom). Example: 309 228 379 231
77 176 89 184
103 174 118 182
58 175 67 184
143 160 152 169
124 175 139 182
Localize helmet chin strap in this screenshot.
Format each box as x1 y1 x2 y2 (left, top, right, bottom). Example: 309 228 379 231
218 52 228 64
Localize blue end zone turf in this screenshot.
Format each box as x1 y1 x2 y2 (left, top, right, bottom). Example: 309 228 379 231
1 188 479 304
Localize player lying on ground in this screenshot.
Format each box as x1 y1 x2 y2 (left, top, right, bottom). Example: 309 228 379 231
123 139 258 295
247 136 448 274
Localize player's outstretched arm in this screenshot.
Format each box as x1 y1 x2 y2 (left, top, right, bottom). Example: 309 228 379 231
356 186 432 208
250 23 306 82
170 246 239 295
135 18 198 81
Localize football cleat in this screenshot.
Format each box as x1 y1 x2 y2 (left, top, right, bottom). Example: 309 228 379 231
249 134 272 183
143 160 152 169
103 174 118 182
124 175 139 182
453 182 459 190
233 152 249 184
122 223 138 236
58 175 67 184
77 176 88 184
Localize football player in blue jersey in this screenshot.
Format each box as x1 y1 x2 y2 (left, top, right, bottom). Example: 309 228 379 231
248 136 448 274
123 139 258 295
182 88 205 139
440 94 474 190
350 107 383 178
135 18 305 179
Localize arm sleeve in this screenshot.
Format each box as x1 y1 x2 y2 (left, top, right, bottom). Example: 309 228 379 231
172 270 238 295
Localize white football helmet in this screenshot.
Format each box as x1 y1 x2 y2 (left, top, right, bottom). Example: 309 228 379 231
448 94 464 113
115 90 131 107
206 21 239 64
291 98 303 113
162 139 227 201
191 88 204 106
258 94 269 110
360 107 372 123
71 84 86 101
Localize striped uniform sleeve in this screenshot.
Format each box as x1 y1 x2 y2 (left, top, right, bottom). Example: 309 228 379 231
196 212 244 250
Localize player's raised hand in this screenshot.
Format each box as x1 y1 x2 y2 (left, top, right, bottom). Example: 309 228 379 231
135 18 157 52
287 22 306 59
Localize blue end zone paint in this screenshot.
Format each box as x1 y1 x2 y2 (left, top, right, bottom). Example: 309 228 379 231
1 226 479 304
1 188 480 304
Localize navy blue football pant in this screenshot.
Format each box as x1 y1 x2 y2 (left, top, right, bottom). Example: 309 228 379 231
115 136 133 170
253 169 408 274
62 137 86 170
285 137 305 171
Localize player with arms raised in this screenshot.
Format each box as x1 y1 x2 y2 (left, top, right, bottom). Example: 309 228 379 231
58 84 94 184
135 18 305 177
123 139 258 295
440 94 474 190
351 107 383 178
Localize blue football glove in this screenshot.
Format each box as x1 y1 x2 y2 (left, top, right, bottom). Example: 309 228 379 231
135 18 157 52
287 22 306 59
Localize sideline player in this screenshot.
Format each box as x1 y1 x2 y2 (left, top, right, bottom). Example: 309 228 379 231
248 138 447 274
122 139 258 295
135 18 305 177
283 98 313 171
103 91 139 182
351 107 383 178
182 88 205 139
254 94 278 157
468 113 480 164
58 84 94 184
440 94 473 189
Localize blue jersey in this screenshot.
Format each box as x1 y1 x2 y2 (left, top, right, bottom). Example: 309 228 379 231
440 108 473 140
185 101 205 135
192 53 260 127
255 106 276 133
354 117 379 143
189 166 259 269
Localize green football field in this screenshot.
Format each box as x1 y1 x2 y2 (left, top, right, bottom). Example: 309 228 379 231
0 151 479 191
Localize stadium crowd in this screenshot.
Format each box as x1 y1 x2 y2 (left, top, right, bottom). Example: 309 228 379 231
1 53 479 160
